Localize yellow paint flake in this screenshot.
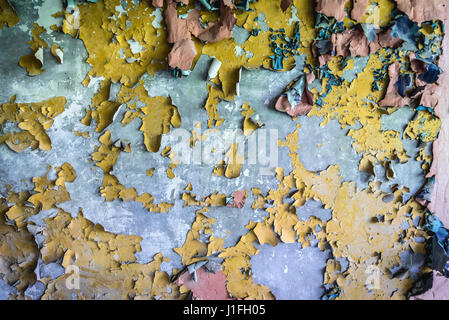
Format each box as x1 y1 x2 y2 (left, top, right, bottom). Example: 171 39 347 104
27 165 73 211
280 125 428 299
251 188 268 210
218 223 274 300
166 163 176 179
359 153 376 176
19 23 48 76
28 23 48 51
0 95 67 152
63 0 170 87
161 146 171 157
202 0 317 95
146 168 155 177
417 147 433 171
404 110 441 143
349 122 410 163
3 187 36 230
0 162 81 298
18 52 44 76
50 44 63 64
182 191 227 208
0 0 19 29
86 79 121 132
0 198 38 297
224 143 244 179
174 209 224 265
55 162 77 186
253 219 279 246
212 160 226 177
310 51 411 164
216 120 431 299
73 130 90 138
204 83 226 128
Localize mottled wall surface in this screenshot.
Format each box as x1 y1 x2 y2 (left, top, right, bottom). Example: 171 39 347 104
0 0 446 300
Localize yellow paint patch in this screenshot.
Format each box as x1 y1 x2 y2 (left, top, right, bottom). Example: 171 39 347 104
0 95 67 151
41 209 184 299
174 209 224 265
118 81 181 153
0 0 19 29
0 199 38 297
404 110 441 143
224 143 244 179
241 102 264 136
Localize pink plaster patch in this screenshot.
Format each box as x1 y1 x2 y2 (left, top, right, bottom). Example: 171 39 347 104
378 61 411 108
227 190 247 208
411 272 449 300
316 0 349 22
396 0 447 25
176 266 233 300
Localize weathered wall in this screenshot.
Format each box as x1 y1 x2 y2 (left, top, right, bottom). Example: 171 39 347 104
0 0 446 300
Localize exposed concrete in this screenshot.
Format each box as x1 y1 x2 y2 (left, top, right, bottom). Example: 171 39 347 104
251 243 331 300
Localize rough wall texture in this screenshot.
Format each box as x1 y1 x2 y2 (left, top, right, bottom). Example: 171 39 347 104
0 0 447 300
